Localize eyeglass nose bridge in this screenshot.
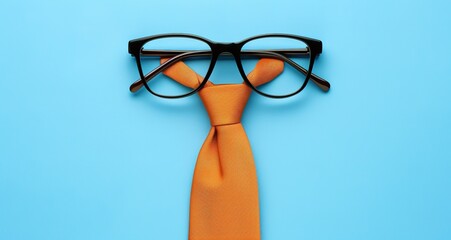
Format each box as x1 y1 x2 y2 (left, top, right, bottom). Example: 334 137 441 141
205 42 248 84
213 43 241 56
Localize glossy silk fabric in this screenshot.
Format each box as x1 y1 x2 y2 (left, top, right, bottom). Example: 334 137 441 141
161 58 284 240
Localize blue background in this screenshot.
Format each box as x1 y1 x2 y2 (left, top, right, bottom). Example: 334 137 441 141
1 0 450 239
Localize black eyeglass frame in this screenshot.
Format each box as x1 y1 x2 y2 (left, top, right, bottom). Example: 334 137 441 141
128 33 330 98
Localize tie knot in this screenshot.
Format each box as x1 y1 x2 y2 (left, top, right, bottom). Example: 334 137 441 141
198 84 252 126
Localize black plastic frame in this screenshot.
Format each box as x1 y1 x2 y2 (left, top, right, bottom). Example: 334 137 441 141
128 33 330 98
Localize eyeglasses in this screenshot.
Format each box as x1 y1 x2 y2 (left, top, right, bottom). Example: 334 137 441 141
128 33 330 98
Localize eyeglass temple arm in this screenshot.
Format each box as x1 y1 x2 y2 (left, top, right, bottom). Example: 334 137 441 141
140 49 310 57
130 50 330 93
130 51 209 92
247 51 330 92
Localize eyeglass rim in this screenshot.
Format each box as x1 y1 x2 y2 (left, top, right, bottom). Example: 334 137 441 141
128 33 328 98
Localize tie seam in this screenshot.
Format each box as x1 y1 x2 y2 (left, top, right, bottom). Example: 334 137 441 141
213 128 225 180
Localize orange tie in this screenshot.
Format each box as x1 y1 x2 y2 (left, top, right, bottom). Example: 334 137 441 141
161 58 284 240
